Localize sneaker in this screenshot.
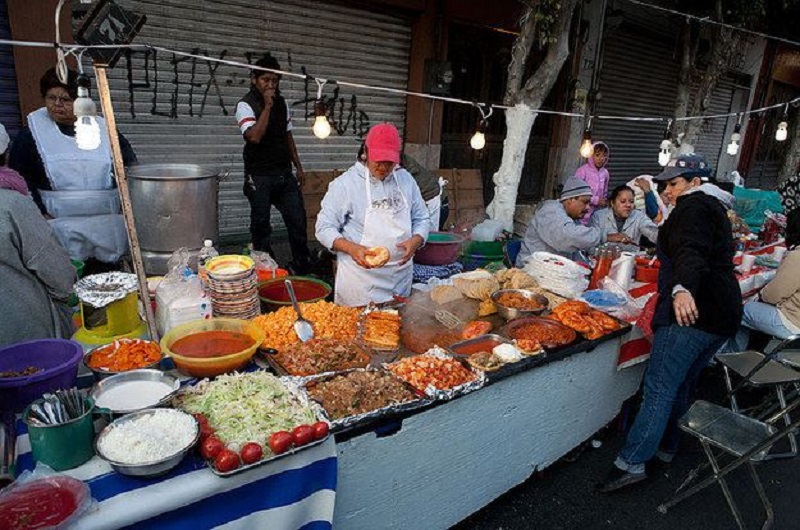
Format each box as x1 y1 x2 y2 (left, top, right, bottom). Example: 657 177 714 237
595 466 647 494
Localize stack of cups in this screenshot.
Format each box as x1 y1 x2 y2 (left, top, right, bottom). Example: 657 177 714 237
204 256 260 320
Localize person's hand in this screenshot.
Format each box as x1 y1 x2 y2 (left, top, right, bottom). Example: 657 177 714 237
598 198 608 208
396 235 424 265
295 169 306 189
635 177 652 193
673 291 698 326
261 88 275 107
607 233 633 245
348 243 373 269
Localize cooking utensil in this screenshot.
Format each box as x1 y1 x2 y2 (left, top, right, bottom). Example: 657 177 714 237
393 294 462 329
285 279 315 342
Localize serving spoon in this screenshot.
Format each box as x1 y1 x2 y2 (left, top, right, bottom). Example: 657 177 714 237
285 279 315 342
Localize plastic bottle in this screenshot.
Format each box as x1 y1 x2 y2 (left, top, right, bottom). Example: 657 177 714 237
197 239 219 287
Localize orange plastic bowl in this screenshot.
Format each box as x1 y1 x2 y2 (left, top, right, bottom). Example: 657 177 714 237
160 318 265 377
256 267 289 283
634 265 659 284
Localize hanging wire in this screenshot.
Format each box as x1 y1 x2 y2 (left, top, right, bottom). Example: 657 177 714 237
314 78 327 100
1 38 799 125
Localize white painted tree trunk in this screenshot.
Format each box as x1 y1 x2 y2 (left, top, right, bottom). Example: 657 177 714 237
485 105 537 230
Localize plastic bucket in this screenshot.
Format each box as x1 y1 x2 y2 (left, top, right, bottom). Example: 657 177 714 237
256 267 289 283
415 232 465 265
0 340 83 415
23 396 98 471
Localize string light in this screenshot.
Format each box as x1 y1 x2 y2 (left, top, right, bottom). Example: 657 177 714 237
658 119 673 166
470 104 493 150
726 115 743 156
311 78 331 139
775 104 789 142
579 117 594 158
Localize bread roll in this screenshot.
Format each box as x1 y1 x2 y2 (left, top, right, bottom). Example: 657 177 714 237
364 246 390 268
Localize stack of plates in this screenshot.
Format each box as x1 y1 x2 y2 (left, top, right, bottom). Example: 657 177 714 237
205 256 260 320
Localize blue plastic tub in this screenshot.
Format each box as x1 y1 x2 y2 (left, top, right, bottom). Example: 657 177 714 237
0 339 83 414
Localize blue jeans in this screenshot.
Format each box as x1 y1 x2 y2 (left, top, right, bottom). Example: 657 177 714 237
728 301 797 352
616 324 727 474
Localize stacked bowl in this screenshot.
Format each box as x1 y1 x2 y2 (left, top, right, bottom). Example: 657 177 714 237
204 256 260 320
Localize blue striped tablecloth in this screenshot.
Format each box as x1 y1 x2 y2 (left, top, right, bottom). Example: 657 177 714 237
15 419 337 530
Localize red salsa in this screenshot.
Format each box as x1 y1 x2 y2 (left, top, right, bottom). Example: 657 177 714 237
170 330 255 358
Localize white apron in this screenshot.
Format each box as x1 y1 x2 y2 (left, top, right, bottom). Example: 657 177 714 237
28 108 127 262
334 167 413 307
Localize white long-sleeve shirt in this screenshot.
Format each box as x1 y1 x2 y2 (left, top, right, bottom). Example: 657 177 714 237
315 162 430 251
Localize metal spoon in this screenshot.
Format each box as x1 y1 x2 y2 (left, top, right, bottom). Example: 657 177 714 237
285 279 315 342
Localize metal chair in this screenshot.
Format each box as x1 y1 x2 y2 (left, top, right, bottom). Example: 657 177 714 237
715 335 800 459
658 396 800 529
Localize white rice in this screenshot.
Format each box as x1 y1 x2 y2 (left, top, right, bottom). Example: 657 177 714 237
99 409 197 464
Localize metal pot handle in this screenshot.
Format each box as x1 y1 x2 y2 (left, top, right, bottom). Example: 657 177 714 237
218 169 232 181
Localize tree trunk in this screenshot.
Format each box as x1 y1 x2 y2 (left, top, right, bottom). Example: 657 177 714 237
778 108 800 184
486 0 578 229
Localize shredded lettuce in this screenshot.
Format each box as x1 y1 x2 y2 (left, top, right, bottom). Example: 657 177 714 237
177 372 316 451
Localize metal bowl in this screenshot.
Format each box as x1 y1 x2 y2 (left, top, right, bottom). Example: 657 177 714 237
90 369 180 416
83 339 164 380
491 289 549 320
95 409 199 477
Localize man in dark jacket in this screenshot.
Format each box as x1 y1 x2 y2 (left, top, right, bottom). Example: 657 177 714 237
598 154 741 493
235 53 312 274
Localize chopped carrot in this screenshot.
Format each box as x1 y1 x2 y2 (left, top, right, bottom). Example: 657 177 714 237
88 339 161 372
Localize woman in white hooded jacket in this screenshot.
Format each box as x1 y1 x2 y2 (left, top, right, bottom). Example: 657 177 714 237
590 185 659 246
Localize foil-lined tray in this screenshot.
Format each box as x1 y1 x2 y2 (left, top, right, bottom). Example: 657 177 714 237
74 272 139 308
384 346 486 402
290 368 432 433
173 372 328 478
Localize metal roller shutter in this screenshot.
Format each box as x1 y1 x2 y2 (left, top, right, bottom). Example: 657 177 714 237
591 23 680 187
87 0 411 242
0 0 21 140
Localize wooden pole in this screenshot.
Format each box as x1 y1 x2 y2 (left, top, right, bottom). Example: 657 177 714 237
94 64 159 342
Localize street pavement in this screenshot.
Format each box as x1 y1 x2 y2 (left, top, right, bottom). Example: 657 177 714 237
452 368 800 530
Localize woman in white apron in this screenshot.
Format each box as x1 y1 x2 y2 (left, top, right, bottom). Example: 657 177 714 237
316 123 430 307
9 68 133 265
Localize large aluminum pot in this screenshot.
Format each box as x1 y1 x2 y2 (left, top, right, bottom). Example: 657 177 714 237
127 164 220 267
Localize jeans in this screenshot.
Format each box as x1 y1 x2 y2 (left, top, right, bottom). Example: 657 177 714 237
244 172 311 270
616 324 727 474
728 301 798 352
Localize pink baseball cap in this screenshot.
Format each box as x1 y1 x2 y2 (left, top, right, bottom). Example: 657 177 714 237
364 123 401 164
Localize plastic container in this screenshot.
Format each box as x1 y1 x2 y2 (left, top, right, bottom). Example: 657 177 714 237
197 239 219 286
414 232 465 265
160 318 265 377
0 340 83 414
258 276 332 310
634 256 660 284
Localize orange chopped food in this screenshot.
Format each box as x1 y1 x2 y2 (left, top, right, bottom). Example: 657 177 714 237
494 292 545 311
388 356 476 391
251 301 360 350
87 339 161 372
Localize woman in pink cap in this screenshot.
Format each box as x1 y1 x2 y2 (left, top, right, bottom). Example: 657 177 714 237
315 123 430 306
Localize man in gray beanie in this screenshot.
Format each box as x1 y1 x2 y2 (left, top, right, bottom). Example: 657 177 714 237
516 176 628 265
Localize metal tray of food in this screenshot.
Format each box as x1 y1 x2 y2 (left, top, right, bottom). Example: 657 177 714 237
257 339 372 377
501 316 578 350
209 433 329 478
448 334 511 356
384 347 486 401
296 368 432 432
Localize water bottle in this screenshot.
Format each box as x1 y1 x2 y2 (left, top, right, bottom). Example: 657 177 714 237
197 239 219 287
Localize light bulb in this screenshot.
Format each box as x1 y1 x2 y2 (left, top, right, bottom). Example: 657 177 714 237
312 100 331 139
73 76 100 151
75 116 101 150
658 139 672 166
470 131 486 150
312 115 331 139
579 138 594 158
775 121 788 142
726 141 739 156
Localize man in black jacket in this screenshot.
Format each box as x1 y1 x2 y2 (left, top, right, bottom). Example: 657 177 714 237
236 53 312 274
598 154 741 493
